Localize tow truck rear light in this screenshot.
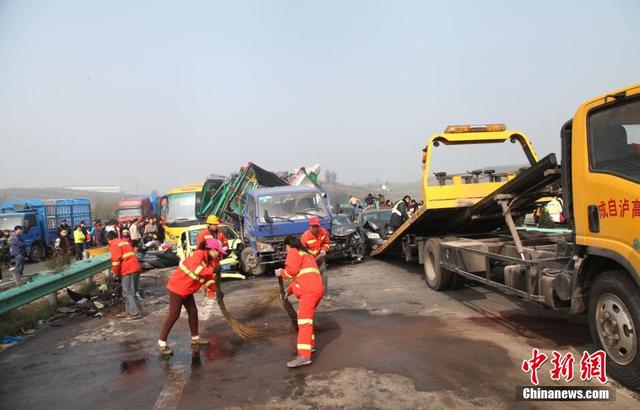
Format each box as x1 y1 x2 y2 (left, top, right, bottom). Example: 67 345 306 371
444 123 506 133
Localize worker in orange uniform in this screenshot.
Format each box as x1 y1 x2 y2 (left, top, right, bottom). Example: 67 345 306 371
157 239 225 355
196 215 229 251
107 231 142 320
300 217 330 293
276 235 325 368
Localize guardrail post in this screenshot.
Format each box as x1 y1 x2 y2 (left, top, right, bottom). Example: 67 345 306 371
47 271 59 309
47 291 58 310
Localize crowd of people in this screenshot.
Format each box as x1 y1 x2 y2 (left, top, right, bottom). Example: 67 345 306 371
350 192 423 214
52 217 166 262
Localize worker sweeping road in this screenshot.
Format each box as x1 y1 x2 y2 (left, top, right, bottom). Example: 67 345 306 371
196 215 229 251
300 217 330 294
107 231 142 320
276 236 325 368
157 239 225 355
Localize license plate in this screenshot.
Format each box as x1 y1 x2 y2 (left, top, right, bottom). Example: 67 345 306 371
221 264 232 272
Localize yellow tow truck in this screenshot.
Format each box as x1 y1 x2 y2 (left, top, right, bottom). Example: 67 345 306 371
373 83 640 389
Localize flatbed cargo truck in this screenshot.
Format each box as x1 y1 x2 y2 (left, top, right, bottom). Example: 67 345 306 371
372 83 640 389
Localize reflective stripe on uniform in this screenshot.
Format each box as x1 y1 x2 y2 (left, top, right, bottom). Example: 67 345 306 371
204 235 213 240
306 239 318 244
179 261 208 284
122 252 136 259
112 261 120 266
298 319 313 325
204 279 215 287
392 200 404 216
117 242 128 247
297 344 312 351
298 267 320 276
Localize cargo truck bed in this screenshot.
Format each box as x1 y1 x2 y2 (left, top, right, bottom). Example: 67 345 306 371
371 154 560 257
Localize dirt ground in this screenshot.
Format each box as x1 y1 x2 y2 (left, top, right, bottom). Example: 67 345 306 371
0 258 638 409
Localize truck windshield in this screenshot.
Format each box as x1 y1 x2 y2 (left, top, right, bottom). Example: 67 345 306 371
589 97 640 183
0 215 23 231
257 192 329 222
118 207 143 218
166 192 200 225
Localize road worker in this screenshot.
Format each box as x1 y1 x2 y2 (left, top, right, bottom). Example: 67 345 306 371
107 231 142 320
157 238 225 355
300 217 330 293
276 235 325 368
196 215 229 251
389 195 411 232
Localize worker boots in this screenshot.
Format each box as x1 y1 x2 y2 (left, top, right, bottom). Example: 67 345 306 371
190 337 211 346
287 356 312 368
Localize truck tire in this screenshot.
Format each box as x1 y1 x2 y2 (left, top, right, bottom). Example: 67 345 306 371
423 239 452 291
30 243 45 263
588 270 640 390
450 274 465 290
240 247 266 276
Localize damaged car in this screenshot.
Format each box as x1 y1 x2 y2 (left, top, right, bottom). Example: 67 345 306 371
357 209 393 252
327 214 366 263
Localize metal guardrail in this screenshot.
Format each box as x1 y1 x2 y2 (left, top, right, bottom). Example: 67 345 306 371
0 253 111 316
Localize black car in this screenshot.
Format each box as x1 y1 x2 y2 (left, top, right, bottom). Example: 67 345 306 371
356 209 393 252
327 214 365 263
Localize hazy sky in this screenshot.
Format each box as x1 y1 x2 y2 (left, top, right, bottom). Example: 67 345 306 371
0 0 638 194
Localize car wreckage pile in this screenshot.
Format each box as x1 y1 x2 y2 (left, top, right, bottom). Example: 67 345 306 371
144 163 366 277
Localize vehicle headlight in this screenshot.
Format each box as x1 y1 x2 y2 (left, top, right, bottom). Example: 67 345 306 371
367 232 381 239
256 241 274 252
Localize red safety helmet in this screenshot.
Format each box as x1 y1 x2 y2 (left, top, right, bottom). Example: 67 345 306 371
309 217 320 226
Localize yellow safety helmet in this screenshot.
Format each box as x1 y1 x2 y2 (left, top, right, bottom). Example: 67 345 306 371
206 215 220 225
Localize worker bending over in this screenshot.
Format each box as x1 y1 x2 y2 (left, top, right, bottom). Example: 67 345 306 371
196 215 229 251
107 231 142 320
157 239 225 355
389 195 411 232
276 236 325 368
300 217 330 293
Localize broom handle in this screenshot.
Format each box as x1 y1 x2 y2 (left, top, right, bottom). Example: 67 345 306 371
278 276 298 330
215 267 223 302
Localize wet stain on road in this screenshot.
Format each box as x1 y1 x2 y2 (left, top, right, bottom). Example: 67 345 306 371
120 358 148 374
177 309 517 407
467 310 591 349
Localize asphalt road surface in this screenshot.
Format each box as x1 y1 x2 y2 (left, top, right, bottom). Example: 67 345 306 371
0 259 638 409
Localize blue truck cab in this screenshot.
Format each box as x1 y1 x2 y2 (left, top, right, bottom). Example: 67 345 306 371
240 186 332 275
0 199 91 262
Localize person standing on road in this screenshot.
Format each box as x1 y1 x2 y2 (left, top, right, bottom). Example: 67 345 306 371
157 239 225 355
389 195 411 232
300 217 330 294
107 231 142 320
195 215 228 251
73 225 86 260
276 236 325 368
58 219 71 236
9 226 27 285
0 231 9 282
129 219 141 248
55 229 73 264
144 218 158 236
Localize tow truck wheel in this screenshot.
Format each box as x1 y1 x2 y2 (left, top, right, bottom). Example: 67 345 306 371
30 244 44 262
240 247 265 276
588 270 640 389
423 239 451 291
